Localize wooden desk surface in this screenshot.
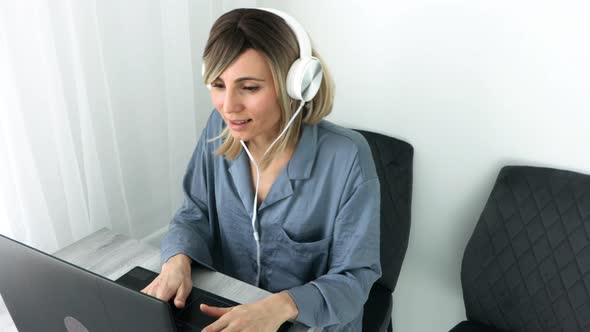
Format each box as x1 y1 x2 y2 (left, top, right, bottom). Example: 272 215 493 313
0 228 312 331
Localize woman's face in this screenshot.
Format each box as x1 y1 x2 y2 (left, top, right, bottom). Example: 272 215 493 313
210 49 281 149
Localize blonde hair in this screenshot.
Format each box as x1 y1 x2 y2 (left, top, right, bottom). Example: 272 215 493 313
202 8 334 170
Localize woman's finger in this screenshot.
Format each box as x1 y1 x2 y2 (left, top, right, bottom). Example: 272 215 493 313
201 308 230 332
173 279 192 308
200 304 232 318
155 277 176 301
140 277 158 295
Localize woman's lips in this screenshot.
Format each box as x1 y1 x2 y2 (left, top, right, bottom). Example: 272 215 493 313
228 119 252 131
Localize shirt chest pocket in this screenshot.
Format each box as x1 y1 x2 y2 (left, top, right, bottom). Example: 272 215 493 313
279 207 333 243
266 221 332 288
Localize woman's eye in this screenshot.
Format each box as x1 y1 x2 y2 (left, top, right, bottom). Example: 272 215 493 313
243 86 259 92
211 83 224 89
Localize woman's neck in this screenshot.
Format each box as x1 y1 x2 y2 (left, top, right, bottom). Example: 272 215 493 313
245 127 282 160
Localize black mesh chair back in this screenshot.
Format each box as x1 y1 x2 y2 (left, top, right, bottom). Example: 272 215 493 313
452 166 590 332
354 130 413 332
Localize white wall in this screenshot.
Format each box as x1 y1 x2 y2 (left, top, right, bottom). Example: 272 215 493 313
256 0 590 330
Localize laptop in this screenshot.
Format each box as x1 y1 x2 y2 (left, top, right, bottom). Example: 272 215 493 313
0 234 293 331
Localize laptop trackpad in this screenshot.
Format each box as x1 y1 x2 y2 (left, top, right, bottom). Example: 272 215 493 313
178 294 234 328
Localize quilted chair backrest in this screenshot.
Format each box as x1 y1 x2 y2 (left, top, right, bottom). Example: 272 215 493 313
354 130 413 292
461 166 590 331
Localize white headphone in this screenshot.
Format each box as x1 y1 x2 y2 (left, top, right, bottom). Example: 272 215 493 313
202 8 323 102
260 8 323 102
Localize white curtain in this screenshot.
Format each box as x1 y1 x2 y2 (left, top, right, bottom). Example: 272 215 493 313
0 0 214 253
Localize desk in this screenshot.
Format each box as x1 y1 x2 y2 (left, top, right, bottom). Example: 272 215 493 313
0 228 312 331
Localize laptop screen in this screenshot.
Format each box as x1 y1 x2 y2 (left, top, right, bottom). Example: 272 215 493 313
0 234 176 332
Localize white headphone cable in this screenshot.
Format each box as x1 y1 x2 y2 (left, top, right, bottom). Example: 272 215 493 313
240 101 305 286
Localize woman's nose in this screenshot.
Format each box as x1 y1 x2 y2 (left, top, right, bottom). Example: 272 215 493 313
223 89 242 114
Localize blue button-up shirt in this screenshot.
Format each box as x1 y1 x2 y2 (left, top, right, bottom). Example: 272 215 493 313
161 110 381 331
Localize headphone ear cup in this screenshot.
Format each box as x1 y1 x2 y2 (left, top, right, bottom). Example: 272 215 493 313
286 57 323 102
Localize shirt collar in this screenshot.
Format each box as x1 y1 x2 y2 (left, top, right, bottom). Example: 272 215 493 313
227 121 318 184
226 122 318 213
287 122 318 180
228 149 255 215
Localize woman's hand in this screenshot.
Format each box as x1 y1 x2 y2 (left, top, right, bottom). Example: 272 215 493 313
141 254 193 309
201 292 298 332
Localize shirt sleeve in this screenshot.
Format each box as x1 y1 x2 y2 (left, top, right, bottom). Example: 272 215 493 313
286 165 382 328
160 120 215 269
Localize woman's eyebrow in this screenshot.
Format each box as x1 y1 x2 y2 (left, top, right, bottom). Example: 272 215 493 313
235 77 265 83
215 77 265 83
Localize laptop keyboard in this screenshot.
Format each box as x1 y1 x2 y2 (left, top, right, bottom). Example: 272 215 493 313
116 267 237 330
116 267 293 331
175 292 234 328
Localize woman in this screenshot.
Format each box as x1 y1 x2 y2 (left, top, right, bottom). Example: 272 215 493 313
142 8 381 331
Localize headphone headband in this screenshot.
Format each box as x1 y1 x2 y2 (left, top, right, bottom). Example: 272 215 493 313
257 8 312 59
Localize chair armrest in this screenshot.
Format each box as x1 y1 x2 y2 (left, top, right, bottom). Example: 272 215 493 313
362 283 392 332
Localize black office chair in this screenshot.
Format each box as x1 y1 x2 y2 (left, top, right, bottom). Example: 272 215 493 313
451 166 590 332
353 130 414 332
